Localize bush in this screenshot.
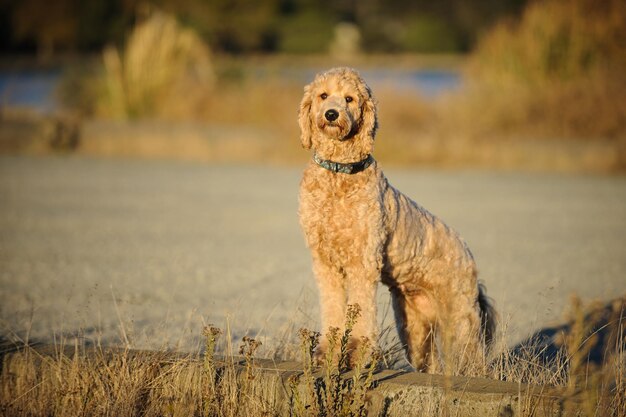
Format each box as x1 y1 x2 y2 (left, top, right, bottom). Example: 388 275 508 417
460 0 626 142
470 0 626 86
97 10 215 119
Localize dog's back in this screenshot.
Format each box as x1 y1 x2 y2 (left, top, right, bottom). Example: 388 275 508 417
380 177 477 282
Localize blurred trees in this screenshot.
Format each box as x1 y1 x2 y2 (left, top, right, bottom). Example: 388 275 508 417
0 0 526 55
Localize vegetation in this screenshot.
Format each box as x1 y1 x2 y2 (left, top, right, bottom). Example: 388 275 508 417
4 0 625 171
458 0 626 143
1 296 624 416
96 11 214 119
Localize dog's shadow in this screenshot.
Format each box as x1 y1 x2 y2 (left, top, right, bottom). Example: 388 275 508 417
511 296 625 368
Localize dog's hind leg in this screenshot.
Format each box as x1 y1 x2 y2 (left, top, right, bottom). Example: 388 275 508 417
390 285 438 372
445 302 485 374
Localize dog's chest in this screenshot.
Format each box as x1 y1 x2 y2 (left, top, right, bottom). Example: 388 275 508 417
300 171 382 265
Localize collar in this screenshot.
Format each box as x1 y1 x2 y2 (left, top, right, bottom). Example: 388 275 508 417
313 153 374 174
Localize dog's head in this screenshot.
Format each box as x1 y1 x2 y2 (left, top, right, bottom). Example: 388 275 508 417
298 67 378 161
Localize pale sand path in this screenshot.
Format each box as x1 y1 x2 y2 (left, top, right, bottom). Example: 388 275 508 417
1 156 625 355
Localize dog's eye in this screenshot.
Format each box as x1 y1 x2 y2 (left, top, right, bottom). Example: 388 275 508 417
345 96 353 103
320 93 328 100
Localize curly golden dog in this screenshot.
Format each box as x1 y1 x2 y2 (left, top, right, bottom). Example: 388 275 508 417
298 67 495 373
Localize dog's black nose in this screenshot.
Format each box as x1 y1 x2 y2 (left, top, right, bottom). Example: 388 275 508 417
325 109 339 122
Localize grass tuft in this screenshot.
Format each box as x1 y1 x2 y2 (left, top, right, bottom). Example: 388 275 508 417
290 304 380 417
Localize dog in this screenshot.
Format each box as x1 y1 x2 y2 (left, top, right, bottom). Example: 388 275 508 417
298 67 495 373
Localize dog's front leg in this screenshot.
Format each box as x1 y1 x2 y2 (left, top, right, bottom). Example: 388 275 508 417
345 266 379 363
312 258 347 362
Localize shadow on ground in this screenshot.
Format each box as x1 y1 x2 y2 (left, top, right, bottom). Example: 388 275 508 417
512 296 625 368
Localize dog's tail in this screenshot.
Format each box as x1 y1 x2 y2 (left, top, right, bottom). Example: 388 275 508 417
478 282 497 350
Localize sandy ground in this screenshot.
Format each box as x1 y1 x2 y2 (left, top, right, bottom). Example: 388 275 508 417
1 155 625 358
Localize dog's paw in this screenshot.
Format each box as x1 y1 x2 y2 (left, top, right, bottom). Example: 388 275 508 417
345 336 373 368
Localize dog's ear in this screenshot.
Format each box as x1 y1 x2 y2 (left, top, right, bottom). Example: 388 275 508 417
298 84 313 150
358 86 378 141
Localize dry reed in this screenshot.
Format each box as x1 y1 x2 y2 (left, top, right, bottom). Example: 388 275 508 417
98 10 214 119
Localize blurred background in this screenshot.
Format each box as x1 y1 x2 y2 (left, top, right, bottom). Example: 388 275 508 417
1 0 624 172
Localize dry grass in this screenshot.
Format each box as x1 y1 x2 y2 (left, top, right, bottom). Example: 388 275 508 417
1 333 280 416
1 296 624 416
289 305 382 417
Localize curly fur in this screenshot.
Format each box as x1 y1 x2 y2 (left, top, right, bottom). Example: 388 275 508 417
298 67 496 373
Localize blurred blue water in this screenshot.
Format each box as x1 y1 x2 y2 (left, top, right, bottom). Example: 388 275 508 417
0 67 460 113
0 69 61 113
352 68 461 97
280 67 462 97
